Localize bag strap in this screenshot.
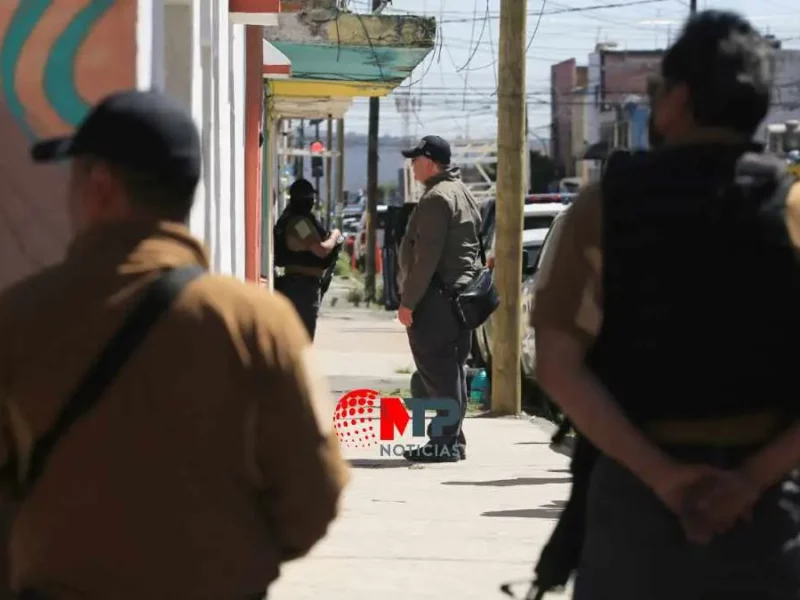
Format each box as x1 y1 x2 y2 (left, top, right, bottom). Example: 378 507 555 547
477 229 487 266
25 265 205 489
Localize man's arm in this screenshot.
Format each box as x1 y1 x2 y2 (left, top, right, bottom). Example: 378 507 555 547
400 193 450 310
533 188 691 502
291 218 340 259
740 182 800 491
249 294 349 561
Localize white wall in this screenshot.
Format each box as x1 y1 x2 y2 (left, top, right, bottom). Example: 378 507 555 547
157 0 247 281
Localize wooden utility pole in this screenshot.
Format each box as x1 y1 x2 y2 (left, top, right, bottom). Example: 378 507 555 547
492 0 527 416
364 0 382 302
326 115 334 229
336 118 346 230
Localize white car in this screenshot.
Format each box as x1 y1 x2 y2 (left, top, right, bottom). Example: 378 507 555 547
472 201 567 368
483 202 566 269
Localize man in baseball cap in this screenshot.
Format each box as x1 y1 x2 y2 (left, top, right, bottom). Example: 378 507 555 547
0 89 349 597
396 133 483 463
401 134 452 165
32 88 202 229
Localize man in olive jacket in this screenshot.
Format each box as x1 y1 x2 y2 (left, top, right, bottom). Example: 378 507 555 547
397 135 482 463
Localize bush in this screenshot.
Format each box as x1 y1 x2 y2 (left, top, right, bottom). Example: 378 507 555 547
334 253 351 277
346 287 364 307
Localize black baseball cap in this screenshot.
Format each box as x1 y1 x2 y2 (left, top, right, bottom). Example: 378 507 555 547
30 89 201 187
401 135 451 165
289 178 316 198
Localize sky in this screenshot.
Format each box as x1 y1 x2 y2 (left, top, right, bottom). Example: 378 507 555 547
340 0 800 140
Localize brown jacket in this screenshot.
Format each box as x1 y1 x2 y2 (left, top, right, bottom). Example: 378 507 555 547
0 221 349 600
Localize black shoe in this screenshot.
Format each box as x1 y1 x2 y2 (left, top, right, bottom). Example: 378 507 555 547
403 442 463 463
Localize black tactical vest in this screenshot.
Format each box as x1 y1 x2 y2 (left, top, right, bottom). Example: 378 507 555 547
585 143 800 424
274 209 334 271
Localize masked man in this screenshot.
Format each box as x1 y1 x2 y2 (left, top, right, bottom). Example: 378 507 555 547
274 179 341 340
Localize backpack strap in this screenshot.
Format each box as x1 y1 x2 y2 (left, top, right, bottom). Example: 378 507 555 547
24 265 205 490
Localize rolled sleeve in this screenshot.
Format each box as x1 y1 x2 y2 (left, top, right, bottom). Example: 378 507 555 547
531 184 603 346
402 193 450 310
250 295 349 561
787 182 800 261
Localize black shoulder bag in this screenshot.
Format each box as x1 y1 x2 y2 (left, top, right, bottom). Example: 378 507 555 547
22 265 205 492
441 232 500 331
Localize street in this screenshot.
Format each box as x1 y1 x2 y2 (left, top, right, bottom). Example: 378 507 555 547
268 283 572 600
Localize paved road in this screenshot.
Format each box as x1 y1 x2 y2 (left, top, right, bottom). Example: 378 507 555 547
267 304 573 600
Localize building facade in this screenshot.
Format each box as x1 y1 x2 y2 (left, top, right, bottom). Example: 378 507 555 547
0 0 434 293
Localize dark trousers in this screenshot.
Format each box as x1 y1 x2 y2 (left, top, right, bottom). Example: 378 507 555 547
406 286 471 447
574 452 800 600
275 274 321 341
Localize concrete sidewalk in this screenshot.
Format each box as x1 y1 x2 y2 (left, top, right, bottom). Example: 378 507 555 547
268 306 573 600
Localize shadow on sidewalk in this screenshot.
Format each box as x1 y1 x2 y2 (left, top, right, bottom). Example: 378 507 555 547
348 458 417 469
441 476 570 487
482 501 566 519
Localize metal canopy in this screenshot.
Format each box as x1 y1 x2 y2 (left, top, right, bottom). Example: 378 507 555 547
450 140 497 203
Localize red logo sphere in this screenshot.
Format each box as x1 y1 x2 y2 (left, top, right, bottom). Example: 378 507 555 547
333 389 380 448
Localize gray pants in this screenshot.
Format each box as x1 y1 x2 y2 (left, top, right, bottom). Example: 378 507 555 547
275 274 321 341
406 286 471 446
574 453 800 600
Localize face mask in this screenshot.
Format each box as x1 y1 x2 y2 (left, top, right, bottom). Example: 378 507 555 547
290 195 314 214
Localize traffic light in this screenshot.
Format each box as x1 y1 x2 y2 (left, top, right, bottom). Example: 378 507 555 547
310 140 325 178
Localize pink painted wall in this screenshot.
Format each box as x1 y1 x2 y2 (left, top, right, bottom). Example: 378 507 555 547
0 0 136 291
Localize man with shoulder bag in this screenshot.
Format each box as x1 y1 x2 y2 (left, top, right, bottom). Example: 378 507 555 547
0 90 349 600
397 135 498 463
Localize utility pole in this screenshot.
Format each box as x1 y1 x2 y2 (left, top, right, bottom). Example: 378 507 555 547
364 0 382 303
689 0 696 13
313 119 322 214
492 0 527 416
336 118 346 230
297 119 305 179
326 116 333 229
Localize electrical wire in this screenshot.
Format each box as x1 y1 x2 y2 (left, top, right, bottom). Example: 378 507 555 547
526 0 547 53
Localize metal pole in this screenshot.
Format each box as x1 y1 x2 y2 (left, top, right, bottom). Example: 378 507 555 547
297 119 305 178
314 120 322 215
364 0 382 303
492 0 527 415
336 118 346 231
326 115 334 229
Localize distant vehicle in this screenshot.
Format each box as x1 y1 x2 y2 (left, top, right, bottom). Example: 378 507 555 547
766 119 800 178
471 196 568 369
558 177 582 194
353 205 389 270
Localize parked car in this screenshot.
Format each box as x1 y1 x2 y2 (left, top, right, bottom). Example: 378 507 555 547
471 198 569 368
520 208 569 381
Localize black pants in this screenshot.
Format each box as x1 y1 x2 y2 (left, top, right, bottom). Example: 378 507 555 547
574 451 800 600
406 286 471 447
275 274 321 341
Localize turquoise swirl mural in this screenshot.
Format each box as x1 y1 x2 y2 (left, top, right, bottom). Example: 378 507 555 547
0 0 50 138
0 0 119 140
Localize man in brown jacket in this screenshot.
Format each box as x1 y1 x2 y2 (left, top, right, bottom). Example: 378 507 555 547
0 90 349 599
